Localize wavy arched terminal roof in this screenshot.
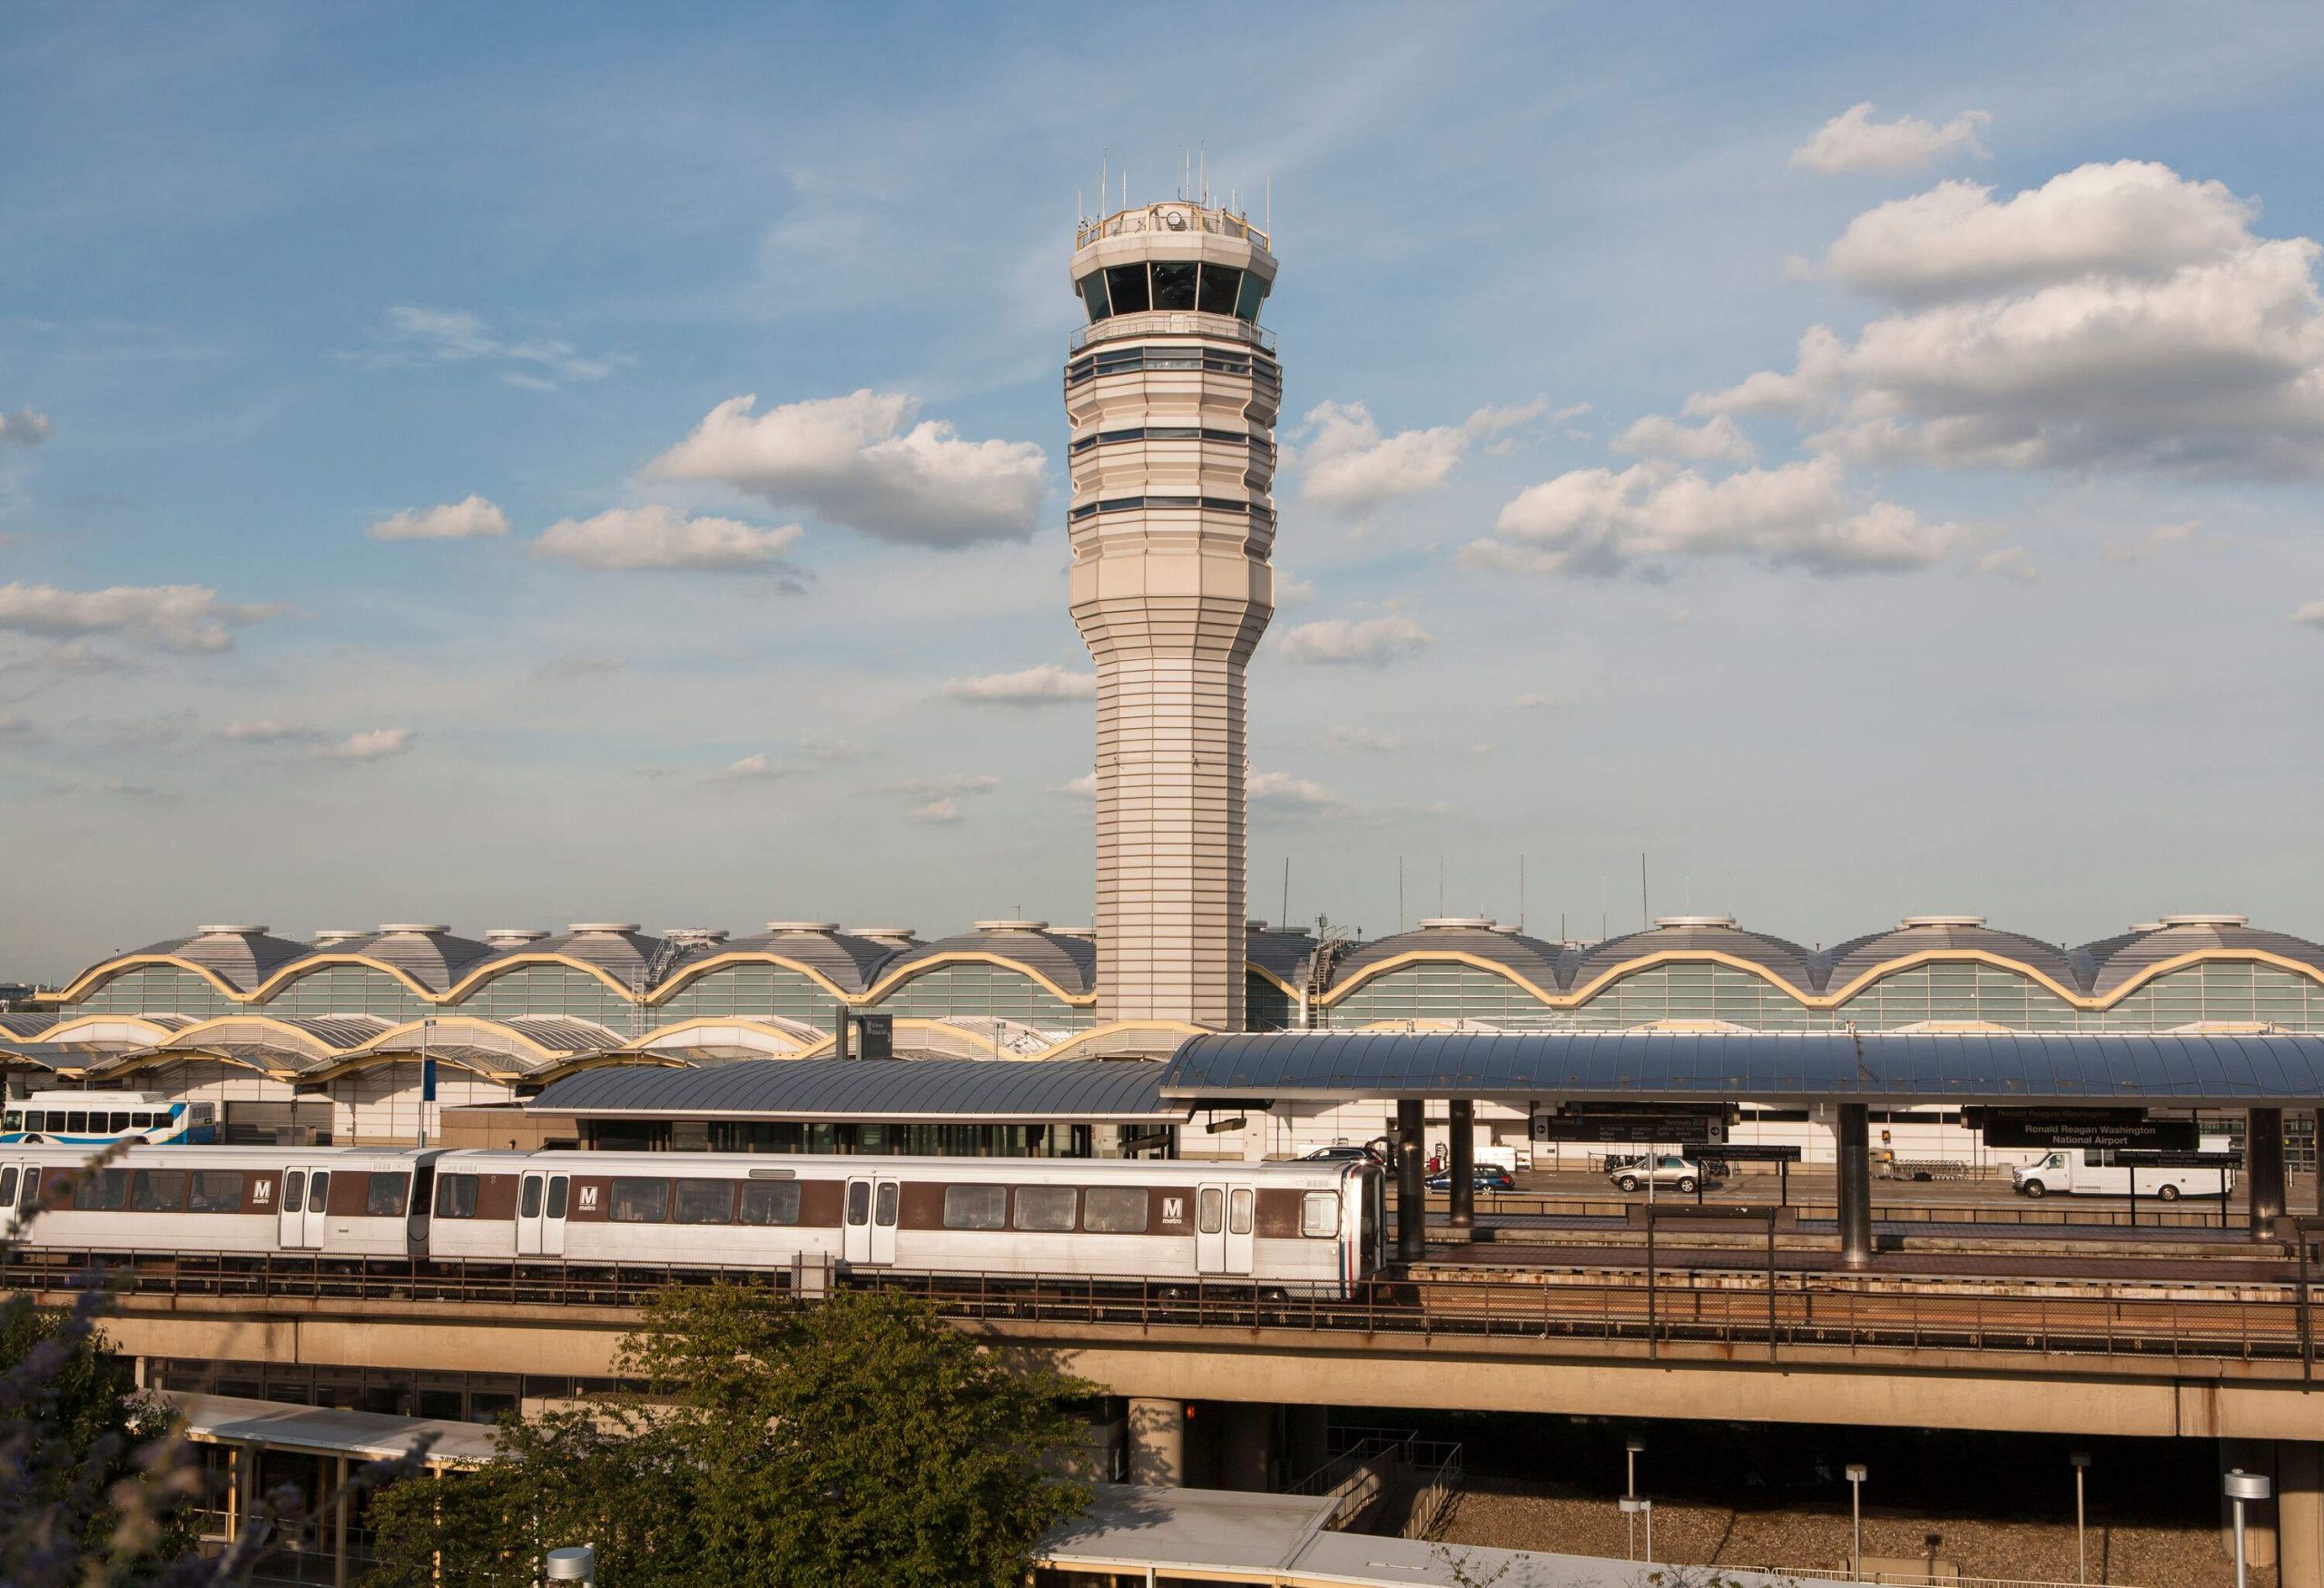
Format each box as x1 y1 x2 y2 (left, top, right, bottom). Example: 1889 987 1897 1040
1331 919 1570 999
1821 916 2087 1000
1567 917 1821 998
111 924 315 992
298 925 500 991
874 921 1098 1001
694 923 902 995
1244 924 1321 992
2080 916 2324 1000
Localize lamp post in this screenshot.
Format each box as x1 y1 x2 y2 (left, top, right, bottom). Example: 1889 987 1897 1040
2069 1451 2091 1585
2224 1468 2270 1588
1619 1496 1652 1564
1626 1435 1645 1500
1845 1464 1867 1581
416 1016 437 1149
545 1544 595 1587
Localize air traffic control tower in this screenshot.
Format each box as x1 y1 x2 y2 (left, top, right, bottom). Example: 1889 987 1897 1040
1066 198 1279 1031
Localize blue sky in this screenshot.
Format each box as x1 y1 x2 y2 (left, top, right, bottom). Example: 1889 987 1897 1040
5 4 2324 977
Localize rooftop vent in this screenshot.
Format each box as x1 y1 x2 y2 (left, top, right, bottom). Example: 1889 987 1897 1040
1490 922 1524 934
1417 917 1495 931
311 930 369 945
974 919 1049 932
2126 922 2167 934
1051 925 1096 938
1900 915 1986 930
852 926 917 941
2158 913 2250 928
763 922 840 935
195 924 269 936
1246 919 1269 932
1654 915 1738 930
567 922 641 934
483 929 549 944
378 923 450 935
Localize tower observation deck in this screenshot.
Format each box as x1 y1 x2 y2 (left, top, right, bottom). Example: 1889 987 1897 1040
1066 200 1280 1031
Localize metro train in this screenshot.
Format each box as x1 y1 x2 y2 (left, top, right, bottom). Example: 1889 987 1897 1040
0 1145 1389 1296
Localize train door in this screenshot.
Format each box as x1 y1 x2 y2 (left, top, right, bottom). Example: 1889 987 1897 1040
1195 1183 1256 1277
278 1167 331 1250
843 1176 899 1267
516 1171 569 1258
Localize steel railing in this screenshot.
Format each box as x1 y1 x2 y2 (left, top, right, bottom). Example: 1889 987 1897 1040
7 1248 2320 1374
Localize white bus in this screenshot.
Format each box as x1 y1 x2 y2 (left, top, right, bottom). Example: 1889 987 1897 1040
2 1091 218 1148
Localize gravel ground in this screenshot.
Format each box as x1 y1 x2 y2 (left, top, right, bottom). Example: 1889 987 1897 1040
1435 1475 2272 1586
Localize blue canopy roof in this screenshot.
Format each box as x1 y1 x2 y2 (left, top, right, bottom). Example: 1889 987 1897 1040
1158 1031 2324 1107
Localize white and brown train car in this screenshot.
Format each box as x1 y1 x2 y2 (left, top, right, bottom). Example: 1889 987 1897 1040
1 1145 438 1258
419 1151 1387 1296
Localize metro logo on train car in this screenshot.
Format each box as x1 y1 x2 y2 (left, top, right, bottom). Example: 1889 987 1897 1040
577 1185 600 1211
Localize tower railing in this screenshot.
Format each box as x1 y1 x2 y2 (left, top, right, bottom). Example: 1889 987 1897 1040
1076 203 1269 252
1069 311 1275 355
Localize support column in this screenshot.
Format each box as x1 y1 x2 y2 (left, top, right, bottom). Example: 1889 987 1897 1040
333 1454 349 1588
1285 1406 1330 1485
1127 1397 1186 1487
1448 1100 1475 1231
2283 1441 2324 1588
2251 1108 2288 1238
1217 1403 1277 1492
1837 1103 1873 1268
1395 1099 1427 1264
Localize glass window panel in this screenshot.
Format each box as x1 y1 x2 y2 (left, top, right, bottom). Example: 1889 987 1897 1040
66 1112 87 1134
609 1178 668 1222
738 1181 802 1226
1302 1191 1341 1238
0 1169 15 1207
519 1178 543 1218
1014 1185 1077 1231
368 1174 410 1218
547 1177 568 1218
1196 1186 1224 1235
283 1170 305 1213
189 1171 242 1213
1103 264 1149 314
846 1180 870 1226
309 1171 330 1209
76 1169 130 1210
1228 1189 1254 1236
1078 273 1111 321
1151 261 1197 311
438 1175 478 1218
1083 1187 1148 1233
109 1113 131 1134
131 1169 188 1212
674 1179 734 1224
941 1184 1008 1230
874 1182 898 1228
1233 271 1266 321
1197 264 1240 316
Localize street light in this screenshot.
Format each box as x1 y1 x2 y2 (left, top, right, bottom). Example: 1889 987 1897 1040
545 1544 596 1587
1845 1464 1868 1582
1625 1435 1645 1500
2224 1468 2270 1588
2069 1451 2092 1586
1619 1495 1653 1564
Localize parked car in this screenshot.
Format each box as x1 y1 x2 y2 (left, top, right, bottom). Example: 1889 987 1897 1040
1424 1165 1516 1192
1303 1144 1385 1164
1607 1154 1718 1194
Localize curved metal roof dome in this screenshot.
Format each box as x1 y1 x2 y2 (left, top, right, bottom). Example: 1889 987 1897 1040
528 922 669 987
1569 916 1821 996
715 922 901 993
881 922 1097 997
1822 915 2086 997
2080 915 2324 999
125 924 317 991
1333 919 1571 994
300 924 499 992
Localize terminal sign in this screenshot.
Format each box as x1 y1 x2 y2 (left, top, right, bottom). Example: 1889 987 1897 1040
1972 1108 2195 1150
1532 1108 1728 1147
855 1014 894 1061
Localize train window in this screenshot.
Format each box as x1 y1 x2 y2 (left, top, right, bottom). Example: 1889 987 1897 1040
1014 1186 1078 1232
519 1179 543 1219
410 1167 435 1216
845 1181 871 1226
609 1178 669 1222
874 1182 898 1228
131 1170 189 1212
1228 1189 1253 1237
283 1171 306 1213
941 1185 1007 1231
437 1175 478 1218
675 1180 734 1225
368 1174 410 1218
739 1182 802 1226
546 1177 567 1218
1301 1192 1340 1238
1196 1187 1225 1236
189 1171 242 1213
1082 1187 1148 1234
76 1169 131 1211
0 1169 15 1206
309 1172 330 1212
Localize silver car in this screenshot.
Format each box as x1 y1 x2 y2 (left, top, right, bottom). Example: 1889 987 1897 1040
1608 1153 1709 1194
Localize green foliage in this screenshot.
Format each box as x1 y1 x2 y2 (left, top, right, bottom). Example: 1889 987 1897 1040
368 1284 1090 1588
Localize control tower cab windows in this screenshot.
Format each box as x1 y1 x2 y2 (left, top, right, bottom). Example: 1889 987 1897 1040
1102 264 1149 316
1151 261 1198 311
1078 263 1266 324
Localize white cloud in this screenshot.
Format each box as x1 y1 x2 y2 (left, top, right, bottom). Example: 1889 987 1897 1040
0 407 54 446
1275 573 1317 607
535 505 804 575
1613 413 1757 464
1295 399 1542 513
222 720 322 744
1973 547 2040 584
1326 724 1403 754
714 753 796 781
1250 771 1347 811
941 663 1096 705
1468 458 1959 579
645 390 1047 547
314 727 413 761
1791 103 1991 175
0 582 281 653
367 495 509 542
2102 519 2201 565
1276 615 1435 667
379 306 618 388
909 797 963 824
2296 600 2324 630
1686 163 2324 477
1055 772 1098 798
1512 692 1547 709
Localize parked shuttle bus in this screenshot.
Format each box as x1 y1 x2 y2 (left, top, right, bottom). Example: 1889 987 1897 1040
2 1092 216 1147
2011 1136 2236 1200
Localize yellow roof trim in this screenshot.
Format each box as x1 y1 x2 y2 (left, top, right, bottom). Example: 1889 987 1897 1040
644 952 857 1004
858 952 1097 1008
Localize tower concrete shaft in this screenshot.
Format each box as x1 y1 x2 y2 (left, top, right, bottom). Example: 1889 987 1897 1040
1067 200 1279 1031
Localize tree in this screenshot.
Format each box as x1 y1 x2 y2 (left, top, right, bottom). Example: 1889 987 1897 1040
369 1283 1091 1588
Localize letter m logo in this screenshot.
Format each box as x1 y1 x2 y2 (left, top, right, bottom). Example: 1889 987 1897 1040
1162 1197 1184 1224
578 1185 600 1210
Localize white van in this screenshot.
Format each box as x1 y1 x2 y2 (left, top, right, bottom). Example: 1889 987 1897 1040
2011 1137 2236 1200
